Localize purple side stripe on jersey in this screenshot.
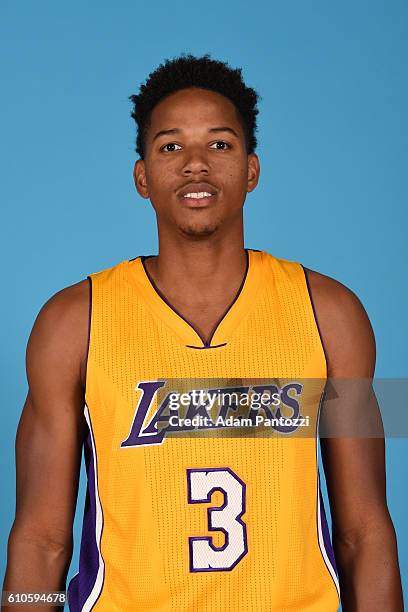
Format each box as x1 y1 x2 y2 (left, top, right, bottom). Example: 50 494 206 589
318 471 339 576
315 393 341 602
67 406 105 611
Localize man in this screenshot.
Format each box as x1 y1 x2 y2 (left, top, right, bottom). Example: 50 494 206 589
3 54 403 611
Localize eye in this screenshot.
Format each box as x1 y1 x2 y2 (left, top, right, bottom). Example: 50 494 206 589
209 141 230 150
161 143 182 152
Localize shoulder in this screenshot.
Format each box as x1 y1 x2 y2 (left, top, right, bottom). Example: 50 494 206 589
32 278 90 332
28 278 90 389
303 267 376 377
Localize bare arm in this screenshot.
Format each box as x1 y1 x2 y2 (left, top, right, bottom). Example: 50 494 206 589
2 279 90 611
306 268 404 611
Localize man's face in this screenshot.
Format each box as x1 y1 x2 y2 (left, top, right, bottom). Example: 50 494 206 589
134 87 260 239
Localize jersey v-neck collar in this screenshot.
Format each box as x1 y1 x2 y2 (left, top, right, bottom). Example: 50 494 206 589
126 248 264 349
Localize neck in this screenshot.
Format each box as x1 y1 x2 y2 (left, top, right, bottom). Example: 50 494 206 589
145 230 247 309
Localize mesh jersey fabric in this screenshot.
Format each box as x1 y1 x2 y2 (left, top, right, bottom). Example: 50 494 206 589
67 248 340 612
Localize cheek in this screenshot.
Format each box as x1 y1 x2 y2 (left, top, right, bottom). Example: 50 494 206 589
220 158 248 188
145 163 175 195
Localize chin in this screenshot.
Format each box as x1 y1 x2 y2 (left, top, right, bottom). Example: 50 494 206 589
177 222 220 238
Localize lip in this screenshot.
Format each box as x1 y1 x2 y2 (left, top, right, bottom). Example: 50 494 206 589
181 193 216 208
176 181 218 199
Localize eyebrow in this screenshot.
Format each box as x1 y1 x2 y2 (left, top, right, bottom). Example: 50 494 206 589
152 126 239 141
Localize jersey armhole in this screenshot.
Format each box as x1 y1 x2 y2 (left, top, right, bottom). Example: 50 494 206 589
84 275 92 397
300 264 328 380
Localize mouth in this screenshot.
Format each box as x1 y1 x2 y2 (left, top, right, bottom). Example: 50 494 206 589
177 182 218 207
181 191 215 207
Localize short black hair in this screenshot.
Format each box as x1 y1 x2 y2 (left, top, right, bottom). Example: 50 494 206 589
129 53 260 159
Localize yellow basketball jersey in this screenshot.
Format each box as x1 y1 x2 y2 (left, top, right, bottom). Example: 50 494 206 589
67 248 340 611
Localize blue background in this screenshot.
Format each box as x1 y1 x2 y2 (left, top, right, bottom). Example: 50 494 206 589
1 1 406 609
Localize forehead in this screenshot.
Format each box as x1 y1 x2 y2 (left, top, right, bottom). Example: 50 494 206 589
148 87 244 134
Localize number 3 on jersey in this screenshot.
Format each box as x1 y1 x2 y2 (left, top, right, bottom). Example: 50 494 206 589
186 467 248 572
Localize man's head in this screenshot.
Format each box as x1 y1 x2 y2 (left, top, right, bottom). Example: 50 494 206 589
129 54 260 239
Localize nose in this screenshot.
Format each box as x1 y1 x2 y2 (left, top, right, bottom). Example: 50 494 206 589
181 146 210 176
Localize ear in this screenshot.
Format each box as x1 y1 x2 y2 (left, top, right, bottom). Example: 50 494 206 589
133 159 149 199
247 153 260 193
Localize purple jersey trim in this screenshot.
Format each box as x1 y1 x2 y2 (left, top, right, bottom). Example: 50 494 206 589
318 470 339 576
83 276 92 388
185 343 227 349
315 393 341 601
67 406 105 611
140 249 250 348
